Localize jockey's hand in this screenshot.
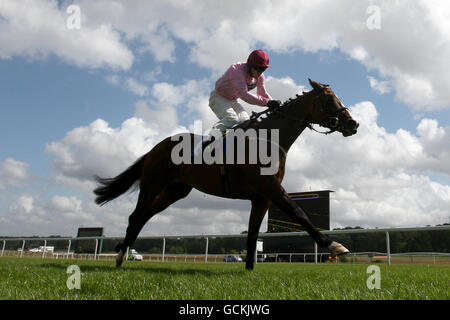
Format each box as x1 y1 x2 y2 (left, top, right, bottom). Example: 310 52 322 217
267 100 281 110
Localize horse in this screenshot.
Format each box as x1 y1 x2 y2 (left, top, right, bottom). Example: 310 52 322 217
93 79 359 270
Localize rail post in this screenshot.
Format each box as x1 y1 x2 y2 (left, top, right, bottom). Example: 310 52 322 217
314 242 318 264
20 240 25 258
94 238 98 260
42 240 47 259
386 231 391 265
1 240 5 257
205 237 209 263
162 237 166 262
67 240 71 259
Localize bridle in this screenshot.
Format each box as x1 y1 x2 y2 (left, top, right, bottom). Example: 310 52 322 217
246 83 358 138
251 87 349 135
308 106 349 135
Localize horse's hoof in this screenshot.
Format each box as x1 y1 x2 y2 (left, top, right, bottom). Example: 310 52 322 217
328 241 350 257
114 243 123 253
116 250 125 268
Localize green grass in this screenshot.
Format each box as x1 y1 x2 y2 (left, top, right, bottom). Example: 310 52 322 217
0 257 448 300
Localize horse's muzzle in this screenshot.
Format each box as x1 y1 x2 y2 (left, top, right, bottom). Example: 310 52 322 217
342 119 359 136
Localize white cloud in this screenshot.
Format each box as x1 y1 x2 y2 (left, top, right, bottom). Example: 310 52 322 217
4 195 50 233
282 101 450 228
0 158 30 189
125 77 149 96
188 21 252 72
240 76 306 115
142 66 163 82
151 79 210 107
0 0 133 70
141 78 213 131
141 0 450 110
104 75 151 97
104 74 119 85
45 117 161 181
3 1 450 110
368 76 391 94
51 195 82 213
134 100 179 132
2 193 106 236
9 195 34 214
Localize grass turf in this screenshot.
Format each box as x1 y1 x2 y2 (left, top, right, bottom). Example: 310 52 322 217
0 257 448 300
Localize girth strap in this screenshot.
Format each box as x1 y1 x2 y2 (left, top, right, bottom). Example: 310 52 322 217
219 163 230 197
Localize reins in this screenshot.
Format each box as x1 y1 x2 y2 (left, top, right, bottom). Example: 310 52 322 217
249 97 348 136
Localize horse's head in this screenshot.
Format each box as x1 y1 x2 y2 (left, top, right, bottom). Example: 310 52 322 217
307 79 359 137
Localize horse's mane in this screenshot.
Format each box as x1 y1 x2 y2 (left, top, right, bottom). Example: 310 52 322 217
236 90 311 130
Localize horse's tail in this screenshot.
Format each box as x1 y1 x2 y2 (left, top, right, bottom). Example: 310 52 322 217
93 154 147 206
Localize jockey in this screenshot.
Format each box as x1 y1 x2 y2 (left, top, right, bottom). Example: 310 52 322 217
209 49 281 133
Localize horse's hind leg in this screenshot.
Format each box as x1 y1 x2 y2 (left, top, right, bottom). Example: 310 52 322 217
116 183 192 267
261 177 333 249
265 182 349 256
116 184 164 267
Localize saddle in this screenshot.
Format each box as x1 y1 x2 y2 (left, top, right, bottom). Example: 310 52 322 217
189 113 269 196
190 134 230 195
191 117 255 157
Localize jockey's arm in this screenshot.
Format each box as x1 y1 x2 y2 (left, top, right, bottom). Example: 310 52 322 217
236 76 271 106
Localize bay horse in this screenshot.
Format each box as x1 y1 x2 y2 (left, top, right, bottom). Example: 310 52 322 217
94 79 359 270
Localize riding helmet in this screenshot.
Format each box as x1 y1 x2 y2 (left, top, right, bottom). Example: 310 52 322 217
247 49 271 68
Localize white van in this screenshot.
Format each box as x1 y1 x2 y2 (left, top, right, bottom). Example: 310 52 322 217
223 254 243 262
128 249 143 261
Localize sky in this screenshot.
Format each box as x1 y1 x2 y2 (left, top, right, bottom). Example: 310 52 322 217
0 0 449 238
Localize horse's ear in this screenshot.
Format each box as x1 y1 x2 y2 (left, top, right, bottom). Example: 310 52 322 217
308 78 321 90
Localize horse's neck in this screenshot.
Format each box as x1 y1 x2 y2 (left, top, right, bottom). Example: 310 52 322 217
259 94 312 153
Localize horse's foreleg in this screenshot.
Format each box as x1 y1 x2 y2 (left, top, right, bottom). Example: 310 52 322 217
246 197 271 270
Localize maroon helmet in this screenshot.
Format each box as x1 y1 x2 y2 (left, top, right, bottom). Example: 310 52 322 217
247 49 271 68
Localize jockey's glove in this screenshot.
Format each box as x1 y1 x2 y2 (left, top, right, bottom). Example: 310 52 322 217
267 100 282 110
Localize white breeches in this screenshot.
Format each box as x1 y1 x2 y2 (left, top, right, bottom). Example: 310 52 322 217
209 90 250 133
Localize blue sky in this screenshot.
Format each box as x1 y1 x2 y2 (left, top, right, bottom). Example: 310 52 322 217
1 0 449 237
0 48 434 169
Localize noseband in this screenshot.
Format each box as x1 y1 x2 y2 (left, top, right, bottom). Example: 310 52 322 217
310 105 349 135
267 89 348 135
